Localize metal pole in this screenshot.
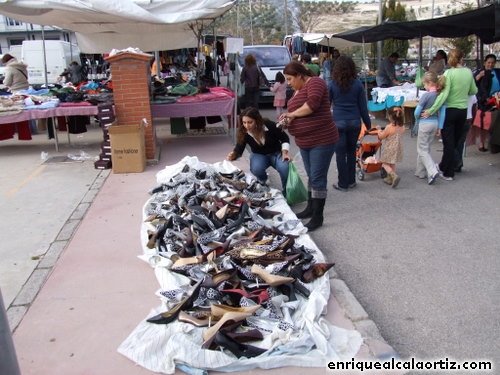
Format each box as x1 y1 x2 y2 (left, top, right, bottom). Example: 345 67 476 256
428 0 435 61
42 25 49 87
250 0 254 45
284 0 288 37
377 0 383 68
0 289 22 375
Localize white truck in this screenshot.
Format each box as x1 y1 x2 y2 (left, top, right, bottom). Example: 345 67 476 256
234 45 292 104
12 40 81 85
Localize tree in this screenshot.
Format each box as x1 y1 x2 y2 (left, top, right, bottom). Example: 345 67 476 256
445 36 475 58
381 0 410 58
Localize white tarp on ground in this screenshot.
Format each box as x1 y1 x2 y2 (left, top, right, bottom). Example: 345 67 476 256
0 0 236 53
117 156 363 374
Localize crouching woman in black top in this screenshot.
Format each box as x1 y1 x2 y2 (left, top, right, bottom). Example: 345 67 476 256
227 107 291 193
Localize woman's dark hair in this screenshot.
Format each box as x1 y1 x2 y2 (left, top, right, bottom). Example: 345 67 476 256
436 50 448 64
1 53 15 65
484 54 497 63
275 71 285 83
332 55 357 92
283 61 314 78
244 54 257 67
387 106 404 126
237 107 264 143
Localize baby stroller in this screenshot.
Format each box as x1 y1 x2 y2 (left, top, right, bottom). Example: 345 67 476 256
356 124 387 181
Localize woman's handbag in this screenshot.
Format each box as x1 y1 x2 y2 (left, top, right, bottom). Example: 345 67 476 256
286 162 308 206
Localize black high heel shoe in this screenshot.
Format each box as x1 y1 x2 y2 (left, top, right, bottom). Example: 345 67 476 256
146 279 203 325
214 331 267 358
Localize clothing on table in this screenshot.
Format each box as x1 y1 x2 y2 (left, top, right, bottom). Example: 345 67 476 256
376 57 397 88
329 78 371 189
231 119 290 189
378 124 404 164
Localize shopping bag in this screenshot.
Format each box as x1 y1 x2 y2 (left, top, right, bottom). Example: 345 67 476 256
414 66 425 89
286 162 308 206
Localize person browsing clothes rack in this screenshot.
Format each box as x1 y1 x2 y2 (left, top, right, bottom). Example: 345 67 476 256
376 52 400 88
1 53 29 92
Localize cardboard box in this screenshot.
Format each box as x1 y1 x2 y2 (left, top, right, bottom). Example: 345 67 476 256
108 124 146 173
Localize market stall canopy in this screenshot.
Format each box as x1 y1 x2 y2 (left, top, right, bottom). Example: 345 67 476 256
0 0 236 53
332 4 500 44
290 32 360 50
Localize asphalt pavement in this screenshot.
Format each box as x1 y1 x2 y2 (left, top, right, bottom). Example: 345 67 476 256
261 105 500 373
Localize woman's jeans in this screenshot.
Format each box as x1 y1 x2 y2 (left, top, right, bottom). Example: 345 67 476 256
249 151 289 190
300 142 336 199
440 108 466 178
415 119 439 178
335 119 361 188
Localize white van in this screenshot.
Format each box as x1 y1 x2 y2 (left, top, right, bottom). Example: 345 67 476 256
18 40 81 85
236 45 292 104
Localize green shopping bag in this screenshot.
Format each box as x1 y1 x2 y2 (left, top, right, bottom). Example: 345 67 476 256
415 66 425 89
286 162 308 206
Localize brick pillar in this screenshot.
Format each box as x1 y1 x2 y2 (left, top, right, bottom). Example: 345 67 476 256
105 51 156 160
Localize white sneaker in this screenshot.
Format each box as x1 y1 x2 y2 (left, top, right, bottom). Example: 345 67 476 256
439 173 453 181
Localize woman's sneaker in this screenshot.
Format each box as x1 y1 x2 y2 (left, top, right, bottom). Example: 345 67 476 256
439 173 454 181
428 173 438 185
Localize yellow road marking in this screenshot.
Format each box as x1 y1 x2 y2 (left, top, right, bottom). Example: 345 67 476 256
4 164 46 198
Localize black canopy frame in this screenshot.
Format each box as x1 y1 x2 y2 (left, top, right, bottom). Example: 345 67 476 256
333 4 500 45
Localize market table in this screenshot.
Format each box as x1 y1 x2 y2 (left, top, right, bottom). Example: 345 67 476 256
150 91 236 130
0 104 100 151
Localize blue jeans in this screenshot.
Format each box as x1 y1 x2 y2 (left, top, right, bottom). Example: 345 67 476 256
249 151 289 190
335 119 361 188
300 142 336 199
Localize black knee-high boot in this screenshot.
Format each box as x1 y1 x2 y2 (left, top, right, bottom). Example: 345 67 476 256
305 198 325 232
296 192 313 219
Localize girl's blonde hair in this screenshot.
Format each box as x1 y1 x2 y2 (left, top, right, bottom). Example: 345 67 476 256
422 71 446 92
387 106 404 127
